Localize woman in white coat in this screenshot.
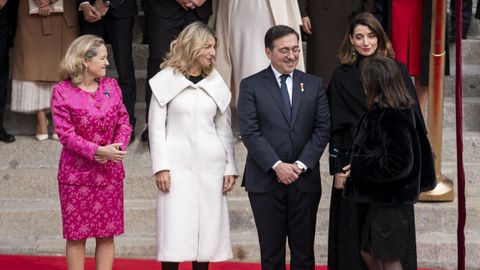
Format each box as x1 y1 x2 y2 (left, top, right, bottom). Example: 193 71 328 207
148 22 239 270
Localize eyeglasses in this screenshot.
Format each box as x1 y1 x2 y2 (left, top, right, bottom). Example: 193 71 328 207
278 47 300 55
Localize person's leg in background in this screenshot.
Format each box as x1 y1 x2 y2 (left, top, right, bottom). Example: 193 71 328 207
449 0 473 40
0 0 17 143
105 14 137 142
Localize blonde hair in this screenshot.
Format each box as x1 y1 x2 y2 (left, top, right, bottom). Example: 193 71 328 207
338 12 395 65
59 35 106 85
160 22 217 76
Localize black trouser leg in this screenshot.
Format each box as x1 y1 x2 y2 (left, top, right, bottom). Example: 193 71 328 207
144 14 181 123
192 261 209 270
161 262 179 270
105 15 136 128
286 188 320 270
450 0 473 37
248 187 288 270
0 6 9 129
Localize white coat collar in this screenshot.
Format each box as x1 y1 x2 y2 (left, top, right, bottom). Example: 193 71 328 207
149 67 231 113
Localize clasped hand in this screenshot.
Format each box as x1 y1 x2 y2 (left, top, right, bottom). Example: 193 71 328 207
0 0 7 10
81 0 109 23
274 162 303 185
33 0 54 16
334 164 351 190
94 143 127 163
176 0 206 10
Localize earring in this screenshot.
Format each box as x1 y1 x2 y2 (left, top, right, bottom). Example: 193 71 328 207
352 47 356 56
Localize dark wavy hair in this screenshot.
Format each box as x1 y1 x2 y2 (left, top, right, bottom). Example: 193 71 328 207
360 56 414 110
338 12 395 64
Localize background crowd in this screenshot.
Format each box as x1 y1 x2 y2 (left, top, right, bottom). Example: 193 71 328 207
1 0 480 143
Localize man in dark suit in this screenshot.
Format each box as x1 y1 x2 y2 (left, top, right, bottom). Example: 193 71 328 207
237 25 330 270
0 0 18 143
140 0 212 142
77 0 138 142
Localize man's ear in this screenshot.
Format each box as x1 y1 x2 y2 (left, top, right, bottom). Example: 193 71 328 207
265 47 272 60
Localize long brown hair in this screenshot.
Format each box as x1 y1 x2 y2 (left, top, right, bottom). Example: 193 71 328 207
338 12 395 65
361 56 414 110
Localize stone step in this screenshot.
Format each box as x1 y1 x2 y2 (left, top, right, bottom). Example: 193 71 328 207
1 195 478 239
441 130 480 163
106 44 148 73
0 231 478 269
444 73 480 97
467 18 480 39
443 97 480 131
5 94 480 135
2 127 479 168
449 39 480 65
0 129 480 169
1 158 479 202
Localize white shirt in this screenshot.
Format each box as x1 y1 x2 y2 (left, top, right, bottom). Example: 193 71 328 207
269 65 307 172
271 65 293 105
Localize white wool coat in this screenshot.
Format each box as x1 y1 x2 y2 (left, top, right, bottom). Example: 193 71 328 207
148 67 239 262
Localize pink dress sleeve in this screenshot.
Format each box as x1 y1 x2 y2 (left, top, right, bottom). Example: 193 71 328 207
51 83 99 160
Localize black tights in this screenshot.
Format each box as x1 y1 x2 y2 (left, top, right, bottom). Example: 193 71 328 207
161 261 209 270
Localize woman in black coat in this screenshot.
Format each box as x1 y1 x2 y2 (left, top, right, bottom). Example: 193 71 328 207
326 13 435 270
343 56 434 269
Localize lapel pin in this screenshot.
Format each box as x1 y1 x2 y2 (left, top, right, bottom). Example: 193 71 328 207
300 82 304 92
104 88 110 97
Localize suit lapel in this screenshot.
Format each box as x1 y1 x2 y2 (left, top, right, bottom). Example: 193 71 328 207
291 69 304 126
263 67 290 124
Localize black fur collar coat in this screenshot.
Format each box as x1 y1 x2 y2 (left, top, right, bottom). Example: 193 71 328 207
344 104 435 205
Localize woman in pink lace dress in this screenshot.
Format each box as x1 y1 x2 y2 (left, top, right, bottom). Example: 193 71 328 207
51 35 132 270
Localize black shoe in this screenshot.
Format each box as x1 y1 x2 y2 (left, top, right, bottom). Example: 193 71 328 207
141 128 148 142
0 128 15 143
129 132 135 145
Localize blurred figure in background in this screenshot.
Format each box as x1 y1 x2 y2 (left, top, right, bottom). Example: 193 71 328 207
140 0 212 142
77 0 137 143
0 0 18 143
449 0 473 40
11 0 79 140
298 0 375 85
213 0 305 120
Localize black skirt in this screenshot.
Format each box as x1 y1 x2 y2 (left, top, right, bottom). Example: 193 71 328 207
361 204 413 260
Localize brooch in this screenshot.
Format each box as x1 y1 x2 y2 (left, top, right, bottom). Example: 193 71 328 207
104 88 110 97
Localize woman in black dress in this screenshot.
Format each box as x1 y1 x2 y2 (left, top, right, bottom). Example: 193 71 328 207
326 12 435 270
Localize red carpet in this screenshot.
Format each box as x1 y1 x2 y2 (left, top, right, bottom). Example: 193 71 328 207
0 254 443 270
0 255 324 270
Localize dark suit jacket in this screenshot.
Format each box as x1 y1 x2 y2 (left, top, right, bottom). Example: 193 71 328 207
77 0 138 18
141 0 212 19
238 66 331 193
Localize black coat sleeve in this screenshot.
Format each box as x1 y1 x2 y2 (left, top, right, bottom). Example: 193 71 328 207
351 109 414 183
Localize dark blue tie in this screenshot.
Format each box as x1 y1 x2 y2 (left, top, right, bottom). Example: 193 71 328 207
280 74 291 120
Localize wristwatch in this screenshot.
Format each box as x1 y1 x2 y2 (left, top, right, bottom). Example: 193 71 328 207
295 162 306 172
102 0 110 7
